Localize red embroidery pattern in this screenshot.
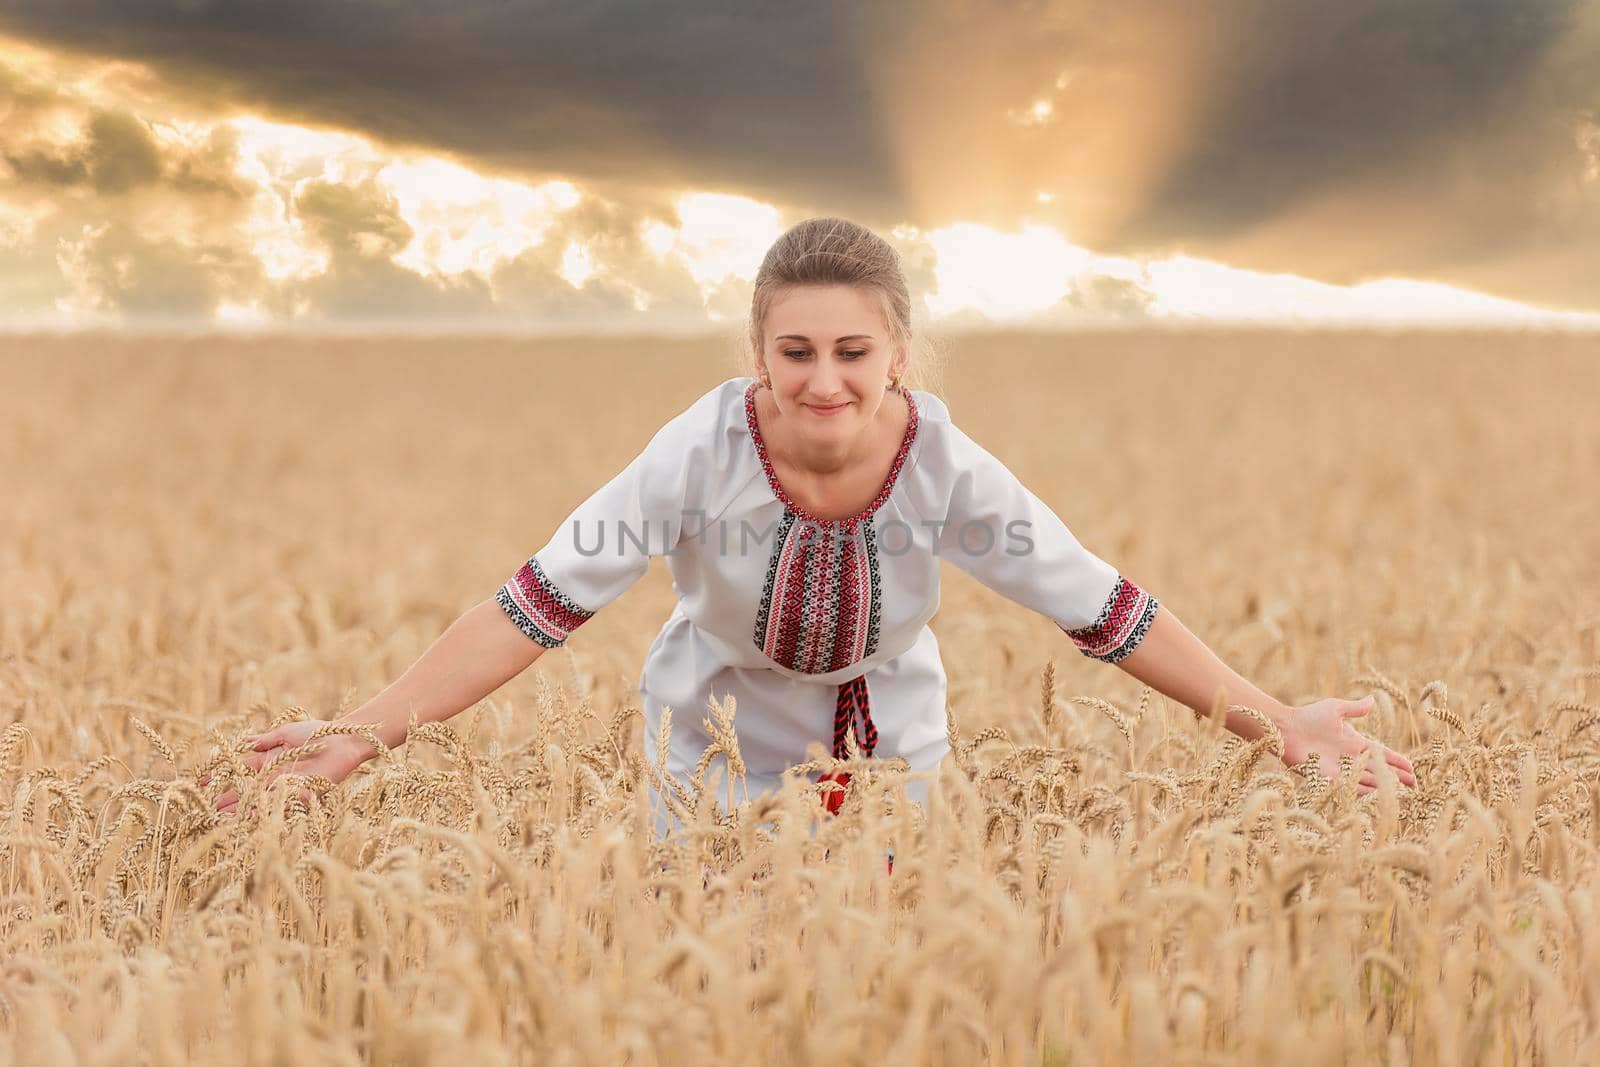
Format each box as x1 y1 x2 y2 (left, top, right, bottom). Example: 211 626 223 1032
754 513 881 673
1063 576 1160 662
745 380 919 675
495 557 594 648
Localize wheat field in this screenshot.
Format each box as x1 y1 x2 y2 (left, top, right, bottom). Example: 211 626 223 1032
2 329 1598 1065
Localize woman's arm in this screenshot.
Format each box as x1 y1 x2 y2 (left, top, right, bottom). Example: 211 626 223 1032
213 383 726 813
895 416 1413 791
1111 601 1416 790
1113 603 1293 741
332 596 548 763
208 597 548 811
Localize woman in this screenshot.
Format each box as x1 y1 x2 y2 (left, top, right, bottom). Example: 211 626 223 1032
210 217 1417 837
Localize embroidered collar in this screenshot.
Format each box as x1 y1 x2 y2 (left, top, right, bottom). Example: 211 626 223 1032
743 380 919 526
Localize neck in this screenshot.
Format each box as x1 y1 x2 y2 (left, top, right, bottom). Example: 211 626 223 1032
762 389 900 478
767 412 867 477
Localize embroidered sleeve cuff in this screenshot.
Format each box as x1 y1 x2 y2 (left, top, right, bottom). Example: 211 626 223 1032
1061 576 1159 663
495 556 595 648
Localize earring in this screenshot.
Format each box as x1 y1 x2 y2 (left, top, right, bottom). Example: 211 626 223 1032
759 371 772 389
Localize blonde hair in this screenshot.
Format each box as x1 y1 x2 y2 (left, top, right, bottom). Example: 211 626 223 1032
738 217 946 397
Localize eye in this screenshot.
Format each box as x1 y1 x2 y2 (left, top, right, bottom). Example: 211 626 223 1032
780 346 869 360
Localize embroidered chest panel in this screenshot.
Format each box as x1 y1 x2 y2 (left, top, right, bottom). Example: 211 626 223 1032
754 514 885 673
744 381 919 674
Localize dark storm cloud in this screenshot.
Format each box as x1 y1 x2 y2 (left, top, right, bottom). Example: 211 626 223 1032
1114 0 1592 247
0 51 726 325
873 0 1600 310
1153 0 1600 309
0 57 246 202
0 0 904 221
2 0 1598 319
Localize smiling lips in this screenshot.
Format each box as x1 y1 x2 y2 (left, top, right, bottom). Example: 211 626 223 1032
808 401 849 416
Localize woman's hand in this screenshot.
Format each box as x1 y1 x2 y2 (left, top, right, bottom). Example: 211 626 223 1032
200 720 372 814
1279 695 1416 795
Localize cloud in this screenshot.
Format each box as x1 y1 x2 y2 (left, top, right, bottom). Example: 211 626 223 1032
1105 0 1600 310
0 51 268 321
488 195 716 330
1115 0 1585 244
53 219 260 318
0 1 902 219
0 46 756 328
295 178 411 260
2 4 1598 326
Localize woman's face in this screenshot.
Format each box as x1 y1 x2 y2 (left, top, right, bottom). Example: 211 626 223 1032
756 284 907 442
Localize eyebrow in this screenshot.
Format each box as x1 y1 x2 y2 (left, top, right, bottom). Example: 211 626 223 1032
775 334 876 343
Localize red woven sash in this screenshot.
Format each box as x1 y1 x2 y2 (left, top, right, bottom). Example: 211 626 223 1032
818 674 876 815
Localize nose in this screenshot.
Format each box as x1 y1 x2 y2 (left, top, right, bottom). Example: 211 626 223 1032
809 362 843 400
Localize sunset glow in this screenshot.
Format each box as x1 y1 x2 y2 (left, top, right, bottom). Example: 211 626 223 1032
380 159 582 280
3 29 1598 332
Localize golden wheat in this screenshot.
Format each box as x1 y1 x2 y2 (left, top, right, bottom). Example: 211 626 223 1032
1 331 1598 1064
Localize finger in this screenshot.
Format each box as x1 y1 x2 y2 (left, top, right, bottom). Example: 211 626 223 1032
264 762 311 794
1344 731 1374 757
214 790 236 811
1388 760 1416 788
1343 697 1374 719
249 745 293 772
197 772 210 787
1366 744 1412 782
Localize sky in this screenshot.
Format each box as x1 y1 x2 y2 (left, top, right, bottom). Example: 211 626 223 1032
2 1 1599 333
